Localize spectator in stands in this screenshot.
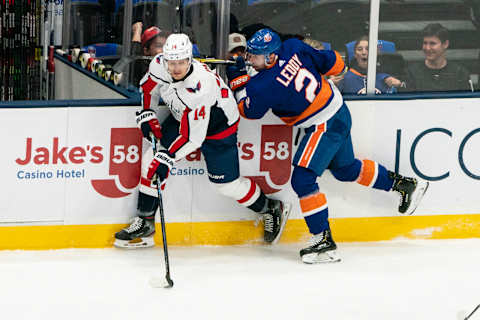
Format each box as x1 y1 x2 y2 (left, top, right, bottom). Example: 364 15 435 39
407 23 471 92
131 22 169 86
228 32 258 77
227 33 247 59
337 36 403 94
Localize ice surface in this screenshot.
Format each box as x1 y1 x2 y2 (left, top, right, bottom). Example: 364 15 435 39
1 239 480 320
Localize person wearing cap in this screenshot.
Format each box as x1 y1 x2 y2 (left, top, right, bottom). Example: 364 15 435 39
227 33 247 59
131 22 169 86
227 33 258 77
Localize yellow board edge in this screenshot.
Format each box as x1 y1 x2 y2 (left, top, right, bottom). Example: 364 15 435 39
1 214 480 250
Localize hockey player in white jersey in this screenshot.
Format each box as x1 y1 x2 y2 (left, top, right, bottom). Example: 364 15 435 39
114 33 291 248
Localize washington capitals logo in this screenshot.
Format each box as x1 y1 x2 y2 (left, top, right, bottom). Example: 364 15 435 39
186 81 201 93
264 33 272 42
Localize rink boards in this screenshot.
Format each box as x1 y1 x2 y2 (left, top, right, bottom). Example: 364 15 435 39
1 97 480 249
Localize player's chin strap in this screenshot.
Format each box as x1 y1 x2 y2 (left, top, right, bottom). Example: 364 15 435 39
265 54 278 67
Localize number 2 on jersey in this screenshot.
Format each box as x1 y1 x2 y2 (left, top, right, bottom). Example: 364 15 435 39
295 68 318 103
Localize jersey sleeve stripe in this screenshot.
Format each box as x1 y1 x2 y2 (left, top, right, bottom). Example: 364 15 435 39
323 51 346 77
140 76 158 110
237 99 247 118
168 108 191 154
279 78 333 126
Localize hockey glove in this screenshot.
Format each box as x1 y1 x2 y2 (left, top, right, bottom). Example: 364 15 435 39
226 56 250 91
146 150 174 184
135 109 162 139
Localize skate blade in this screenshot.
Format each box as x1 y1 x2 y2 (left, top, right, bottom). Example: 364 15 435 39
405 180 429 215
271 202 292 245
302 250 341 264
113 236 155 249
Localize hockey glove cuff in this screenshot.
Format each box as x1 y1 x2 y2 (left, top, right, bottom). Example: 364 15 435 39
226 56 250 91
136 109 162 139
146 150 174 183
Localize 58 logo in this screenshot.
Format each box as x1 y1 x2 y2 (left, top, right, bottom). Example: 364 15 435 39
91 128 142 198
248 125 292 194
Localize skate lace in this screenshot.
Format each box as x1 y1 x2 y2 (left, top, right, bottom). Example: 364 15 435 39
263 213 274 233
125 217 143 233
308 232 326 246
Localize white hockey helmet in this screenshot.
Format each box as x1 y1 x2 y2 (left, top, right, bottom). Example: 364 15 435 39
163 33 193 63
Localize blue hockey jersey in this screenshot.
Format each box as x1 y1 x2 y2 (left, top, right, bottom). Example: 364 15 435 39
337 68 393 94
239 38 346 127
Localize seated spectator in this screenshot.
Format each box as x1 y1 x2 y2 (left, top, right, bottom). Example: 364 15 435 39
227 33 247 59
227 32 258 77
406 23 471 92
337 36 403 94
131 22 169 86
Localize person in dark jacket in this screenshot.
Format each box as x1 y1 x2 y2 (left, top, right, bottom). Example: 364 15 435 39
406 23 471 92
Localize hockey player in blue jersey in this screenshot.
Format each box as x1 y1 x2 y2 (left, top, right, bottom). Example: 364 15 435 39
226 29 429 264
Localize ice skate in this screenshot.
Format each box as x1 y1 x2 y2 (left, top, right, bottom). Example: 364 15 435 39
263 200 292 244
114 216 155 248
300 230 341 264
390 172 429 215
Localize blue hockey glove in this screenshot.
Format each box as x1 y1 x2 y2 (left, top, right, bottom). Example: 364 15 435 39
226 56 250 91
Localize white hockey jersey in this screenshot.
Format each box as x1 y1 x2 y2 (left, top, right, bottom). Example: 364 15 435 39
139 56 240 161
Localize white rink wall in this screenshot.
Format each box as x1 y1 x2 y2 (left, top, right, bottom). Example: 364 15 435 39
1 98 480 248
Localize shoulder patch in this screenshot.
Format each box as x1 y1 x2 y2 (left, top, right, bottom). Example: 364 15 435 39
186 81 202 93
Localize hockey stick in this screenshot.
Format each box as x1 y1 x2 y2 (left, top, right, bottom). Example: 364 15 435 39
458 304 480 320
197 57 253 66
112 55 250 72
148 135 174 288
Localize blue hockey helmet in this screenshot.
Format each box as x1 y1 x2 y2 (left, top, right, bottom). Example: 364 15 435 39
246 28 281 62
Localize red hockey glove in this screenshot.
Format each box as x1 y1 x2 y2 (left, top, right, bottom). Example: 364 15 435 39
135 109 162 139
